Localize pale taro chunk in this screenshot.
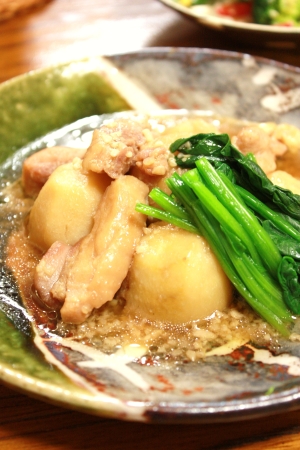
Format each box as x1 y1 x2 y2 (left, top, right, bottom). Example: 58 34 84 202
27 158 110 252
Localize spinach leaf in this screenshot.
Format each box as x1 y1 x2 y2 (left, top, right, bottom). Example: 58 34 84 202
262 220 300 260
278 257 300 315
171 132 300 220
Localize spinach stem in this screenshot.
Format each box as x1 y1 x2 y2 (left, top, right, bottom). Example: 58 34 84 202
196 158 282 278
135 203 197 234
236 185 300 243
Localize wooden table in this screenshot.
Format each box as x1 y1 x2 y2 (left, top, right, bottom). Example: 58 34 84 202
1 1 300 449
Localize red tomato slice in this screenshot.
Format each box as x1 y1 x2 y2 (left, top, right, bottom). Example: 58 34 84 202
215 2 252 19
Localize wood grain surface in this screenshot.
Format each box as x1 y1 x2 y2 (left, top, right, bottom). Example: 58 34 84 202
0 0 299 84
2 381 300 450
0 1 300 449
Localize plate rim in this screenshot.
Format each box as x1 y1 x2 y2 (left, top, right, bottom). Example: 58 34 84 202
1 47 300 423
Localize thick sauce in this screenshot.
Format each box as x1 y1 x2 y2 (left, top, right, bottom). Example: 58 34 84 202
4 113 300 363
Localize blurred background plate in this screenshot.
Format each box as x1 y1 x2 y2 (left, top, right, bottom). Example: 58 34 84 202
159 0 300 47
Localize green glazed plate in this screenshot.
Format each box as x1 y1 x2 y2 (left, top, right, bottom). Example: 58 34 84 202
1 48 300 423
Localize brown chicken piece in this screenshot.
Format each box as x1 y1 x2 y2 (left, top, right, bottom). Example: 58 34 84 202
34 241 72 310
82 119 146 178
22 146 86 197
40 175 149 323
233 125 287 174
82 117 174 181
135 143 170 177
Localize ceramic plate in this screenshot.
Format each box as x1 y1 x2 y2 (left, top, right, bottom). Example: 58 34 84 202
1 48 300 423
159 0 300 46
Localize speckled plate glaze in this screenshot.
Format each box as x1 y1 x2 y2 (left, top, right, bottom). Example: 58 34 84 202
1 48 300 423
159 0 300 46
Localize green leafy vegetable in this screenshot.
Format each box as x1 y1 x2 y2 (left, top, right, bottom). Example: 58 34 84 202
171 132 300 220
262 221 300 260
253 0 300 26
136 132 300 336
278 257 300 314
235 185 300 244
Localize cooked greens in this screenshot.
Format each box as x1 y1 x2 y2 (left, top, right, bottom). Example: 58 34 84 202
136 132 300 336
253 0 300 26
